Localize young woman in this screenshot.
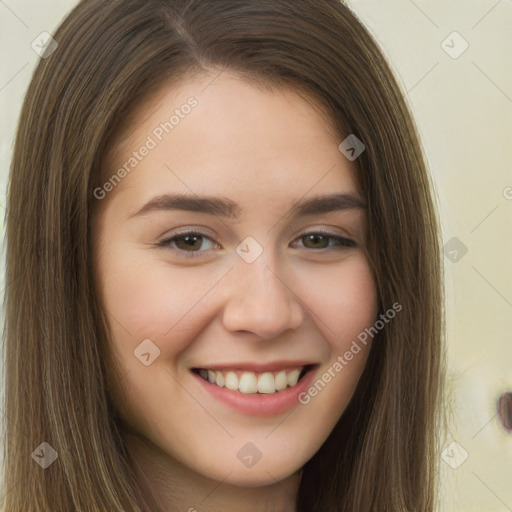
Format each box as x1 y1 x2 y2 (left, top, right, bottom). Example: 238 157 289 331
2 1 444 510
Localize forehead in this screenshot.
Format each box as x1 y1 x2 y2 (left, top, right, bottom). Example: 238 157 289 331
101 71 360 213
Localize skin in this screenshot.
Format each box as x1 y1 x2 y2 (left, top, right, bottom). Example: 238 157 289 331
92 71 378 512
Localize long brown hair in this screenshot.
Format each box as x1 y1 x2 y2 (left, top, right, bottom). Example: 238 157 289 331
2 0 444 510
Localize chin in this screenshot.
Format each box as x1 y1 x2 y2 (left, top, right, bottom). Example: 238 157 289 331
218 465 300 488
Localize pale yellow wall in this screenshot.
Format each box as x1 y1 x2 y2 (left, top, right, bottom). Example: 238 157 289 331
1 1 511 510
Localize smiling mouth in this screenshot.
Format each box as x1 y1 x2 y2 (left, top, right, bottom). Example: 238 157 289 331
191 365 314 395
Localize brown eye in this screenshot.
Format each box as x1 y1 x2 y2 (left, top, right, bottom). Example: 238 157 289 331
157 231 219 259
173 234 204 251
302 234 329 249
298 232 356 250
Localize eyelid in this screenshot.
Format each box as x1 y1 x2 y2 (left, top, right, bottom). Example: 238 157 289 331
291 225 355 241
155 229 218 255
292 228 357 249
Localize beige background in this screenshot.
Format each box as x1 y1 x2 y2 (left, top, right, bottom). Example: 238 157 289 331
1 1 511 511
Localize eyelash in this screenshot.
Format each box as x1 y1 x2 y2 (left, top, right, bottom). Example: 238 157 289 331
155 229 357 260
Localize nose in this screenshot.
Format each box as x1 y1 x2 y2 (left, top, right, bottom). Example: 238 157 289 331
221 252 304 340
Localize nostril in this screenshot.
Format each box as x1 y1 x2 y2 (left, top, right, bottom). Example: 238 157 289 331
497 392 512 433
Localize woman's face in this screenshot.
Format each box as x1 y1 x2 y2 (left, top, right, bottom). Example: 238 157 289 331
92 71 378 488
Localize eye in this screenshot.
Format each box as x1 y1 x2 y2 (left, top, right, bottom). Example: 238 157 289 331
293 230 357 250
156 231 219 259
156 228 357 260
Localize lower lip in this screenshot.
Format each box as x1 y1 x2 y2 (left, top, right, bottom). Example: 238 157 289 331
191 367 318 417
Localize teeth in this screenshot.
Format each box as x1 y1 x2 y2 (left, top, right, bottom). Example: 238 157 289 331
215 371 225 387
225 371 239 391
257 372 275 394
287 368 301 387
196 367 306 394
275 371 288 391
239 372 258 394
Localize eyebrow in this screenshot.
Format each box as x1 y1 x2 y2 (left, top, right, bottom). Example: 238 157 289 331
129 192 366 219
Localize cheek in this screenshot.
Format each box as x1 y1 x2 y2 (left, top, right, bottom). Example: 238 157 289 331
98 245 224 351
295 254 378 347
290 255 378 430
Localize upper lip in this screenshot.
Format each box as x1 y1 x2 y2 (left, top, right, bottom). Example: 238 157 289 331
191 361 318 372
